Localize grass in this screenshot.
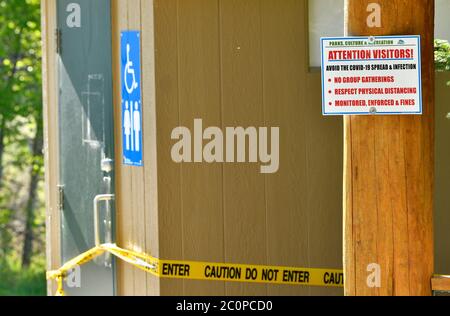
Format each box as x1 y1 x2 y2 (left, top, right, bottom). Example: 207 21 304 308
0 255 46 296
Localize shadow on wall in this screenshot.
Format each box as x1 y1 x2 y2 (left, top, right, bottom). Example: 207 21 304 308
435 70 450 275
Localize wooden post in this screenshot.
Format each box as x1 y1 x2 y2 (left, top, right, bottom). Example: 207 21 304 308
344 0 435 296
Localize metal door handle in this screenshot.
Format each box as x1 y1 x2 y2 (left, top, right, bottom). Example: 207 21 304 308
93 194 115 246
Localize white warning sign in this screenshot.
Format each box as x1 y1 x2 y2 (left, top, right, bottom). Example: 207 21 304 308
321 36 422 116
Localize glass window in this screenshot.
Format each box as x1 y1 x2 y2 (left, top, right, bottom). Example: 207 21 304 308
436 0 450 41
309 0 450 68
308 0 345 68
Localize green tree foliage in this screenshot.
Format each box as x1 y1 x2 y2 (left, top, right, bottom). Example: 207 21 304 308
0 0 42 148
435 39 450 77
0 0 45 295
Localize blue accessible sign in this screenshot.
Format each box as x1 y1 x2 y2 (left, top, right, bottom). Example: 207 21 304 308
121 31 143 166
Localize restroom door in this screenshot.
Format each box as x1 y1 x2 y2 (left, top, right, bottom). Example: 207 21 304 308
57 0 116 296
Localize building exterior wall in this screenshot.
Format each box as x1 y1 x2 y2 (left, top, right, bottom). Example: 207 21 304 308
42 0 450 296
151 0 343 296
112 0 343 296
435 71 450 276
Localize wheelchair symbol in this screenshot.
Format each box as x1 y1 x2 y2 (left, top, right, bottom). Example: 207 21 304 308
124 44 139 94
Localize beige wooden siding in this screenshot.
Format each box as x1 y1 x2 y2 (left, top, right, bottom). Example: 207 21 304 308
111 0 160 296
435 71 450 276
150 0 343 296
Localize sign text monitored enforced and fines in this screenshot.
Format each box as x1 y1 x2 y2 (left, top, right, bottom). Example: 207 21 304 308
321 36 422 115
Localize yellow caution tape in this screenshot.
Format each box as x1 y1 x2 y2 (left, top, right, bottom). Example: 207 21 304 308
47 243 343 296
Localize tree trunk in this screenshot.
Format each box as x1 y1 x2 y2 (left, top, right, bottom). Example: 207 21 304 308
21 123 43 268
344 0 435 296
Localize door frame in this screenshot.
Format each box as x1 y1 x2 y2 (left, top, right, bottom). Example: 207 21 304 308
42 0 61 296
42 0 118 296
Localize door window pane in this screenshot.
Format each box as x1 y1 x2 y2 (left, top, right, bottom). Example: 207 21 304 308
436 0 450 41
308 0 345 68
309 0 450 67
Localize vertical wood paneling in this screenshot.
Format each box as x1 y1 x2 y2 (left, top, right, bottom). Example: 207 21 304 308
112 0 135 296
141 0 161 296
385 115 410 295
153 0 184 295
260 0 309 296
114 0 161 296
304 0 344 296
374 117 394 296
220 0 267 296
306 71 344 297
345 0 435 296
177 0 225 296
435 72 450 277
351 117 379 296
127 0 148 296
343 110 355 296
114 0 345 296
